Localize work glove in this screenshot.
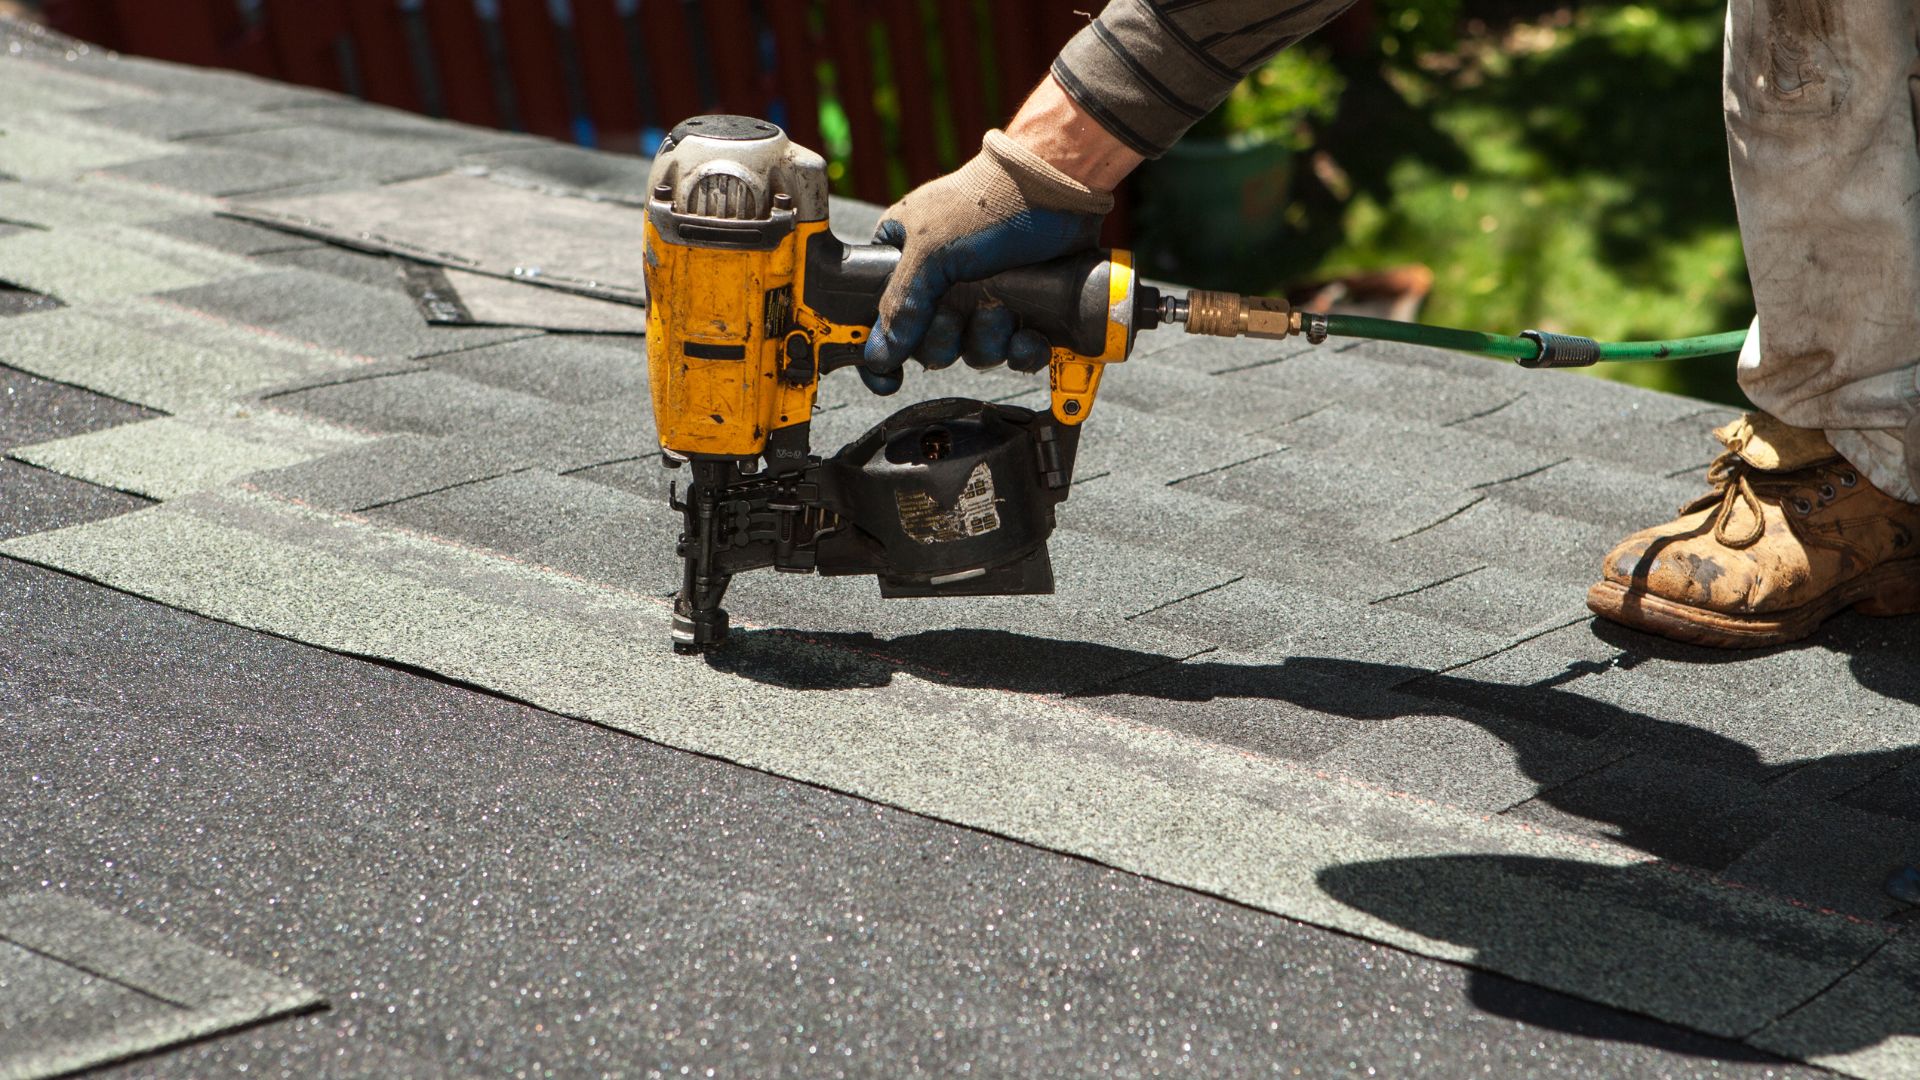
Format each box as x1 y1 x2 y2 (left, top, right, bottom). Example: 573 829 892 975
863 129 1114 395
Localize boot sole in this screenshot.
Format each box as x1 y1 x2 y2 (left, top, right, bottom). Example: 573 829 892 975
1586 558 1920 649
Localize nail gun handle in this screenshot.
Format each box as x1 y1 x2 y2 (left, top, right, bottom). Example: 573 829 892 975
938 249 1127 360
805 237 1139 371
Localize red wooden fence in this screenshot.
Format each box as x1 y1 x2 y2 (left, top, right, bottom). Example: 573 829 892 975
39 0 1086 207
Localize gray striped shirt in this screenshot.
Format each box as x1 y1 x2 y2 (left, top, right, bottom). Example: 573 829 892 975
1052 0 1357 158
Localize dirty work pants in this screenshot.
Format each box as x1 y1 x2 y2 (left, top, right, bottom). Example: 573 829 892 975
1727 0 1920 500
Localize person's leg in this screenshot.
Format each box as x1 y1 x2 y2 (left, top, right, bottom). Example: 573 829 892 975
1729 0 1920 496
1588 0 1920 647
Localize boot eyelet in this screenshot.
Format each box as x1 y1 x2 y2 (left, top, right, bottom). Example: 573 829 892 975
1791 497 1813 515
1839 472 1858 487
1820 484 1836 500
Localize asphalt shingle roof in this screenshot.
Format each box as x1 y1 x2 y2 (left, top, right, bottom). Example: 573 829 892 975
2 16 1914 1078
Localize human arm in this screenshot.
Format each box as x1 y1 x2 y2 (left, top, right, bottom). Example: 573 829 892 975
863 0 1358 390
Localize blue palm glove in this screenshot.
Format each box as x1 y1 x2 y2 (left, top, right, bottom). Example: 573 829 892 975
862 130 1114 394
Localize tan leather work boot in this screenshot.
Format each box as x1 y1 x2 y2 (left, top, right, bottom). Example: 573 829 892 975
1588 412 1920 647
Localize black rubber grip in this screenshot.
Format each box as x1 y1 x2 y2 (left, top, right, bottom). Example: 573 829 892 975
803 233 1117 365
1518 330 1601 368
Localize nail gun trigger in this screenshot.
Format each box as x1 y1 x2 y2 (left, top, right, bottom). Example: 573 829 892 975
781 330 816 386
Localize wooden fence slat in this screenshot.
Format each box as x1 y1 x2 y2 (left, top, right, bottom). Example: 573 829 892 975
823 0 887 202
636 0 705 131
700 0 760 118
262 0 346 91
499 0 572 138
422 0 501 126
987 0 1039 122
110 0 222 66
762 1 822 155
342 0 422 110
877 0 939 185
42 0 126 52
1039 6 1086 59
569 0 643 149
937 0 987 157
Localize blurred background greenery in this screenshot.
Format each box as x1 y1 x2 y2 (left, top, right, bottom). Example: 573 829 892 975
28 0 1752 406
1133 0 1750 406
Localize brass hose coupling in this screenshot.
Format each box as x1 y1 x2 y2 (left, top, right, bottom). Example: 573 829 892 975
1159 290 1322 343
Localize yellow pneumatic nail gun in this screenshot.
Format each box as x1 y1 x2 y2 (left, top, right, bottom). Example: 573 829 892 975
642 115 1298 653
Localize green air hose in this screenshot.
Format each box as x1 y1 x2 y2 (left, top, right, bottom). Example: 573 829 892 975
1317 314 1749 368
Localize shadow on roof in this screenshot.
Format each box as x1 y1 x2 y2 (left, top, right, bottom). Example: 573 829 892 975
713 619 1920 1065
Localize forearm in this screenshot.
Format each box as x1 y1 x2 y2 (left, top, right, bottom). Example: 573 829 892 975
1006 74 1147 193
1049 0 1360 158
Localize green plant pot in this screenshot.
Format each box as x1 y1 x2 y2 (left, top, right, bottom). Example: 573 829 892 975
1134 133 1296 290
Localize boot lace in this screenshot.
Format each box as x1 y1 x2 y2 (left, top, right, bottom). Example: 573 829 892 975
1680 450 1849 550
1681 451 1768 548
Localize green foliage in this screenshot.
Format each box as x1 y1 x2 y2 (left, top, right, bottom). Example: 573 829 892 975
1375 0 1464 58
1277 0 1752 405
1188 46 1347 150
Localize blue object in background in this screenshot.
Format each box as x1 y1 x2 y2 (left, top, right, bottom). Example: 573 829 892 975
1887 865 1920 905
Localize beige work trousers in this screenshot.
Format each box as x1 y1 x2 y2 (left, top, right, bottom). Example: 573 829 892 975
1726 0 1920 500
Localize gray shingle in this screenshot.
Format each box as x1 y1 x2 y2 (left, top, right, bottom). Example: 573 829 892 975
105 148 340 198
1061 478 1464 605
1220 346 1524 430
1749 934 1920 1077
0 300 365 412
1386 497 1622 588
0 109 181 180
44 52 342 109
561 457 666 499
1721 803 1920 920
0 458 152 539
0 366 158 449
365 469 654 555
1173 447 1482 545
0 174 209 229
13 407 370 500
427 334 649 406
0 892 320 1080
1838 756 1920 823
1456 375 1738 474
198 123 522 184
254 246 408 293
1311 709 1626 813
1139 575 1511 667
137 214 324 257
79 95 302 141
155 269 537 360
274 370 550 436
0 51 157 112
1073 649 1422 760
0 223 254 304
245 433 524 511
1501 754 1782 871
452 399 658 473
1071 356 1315 433
1127 323 1309 375
720 570 1212 697
463 143 653 201
520 503 686 588
1482 455 1707 533
1052 529 1242 620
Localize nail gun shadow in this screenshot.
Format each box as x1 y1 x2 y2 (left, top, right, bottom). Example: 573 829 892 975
713 618 1920 1061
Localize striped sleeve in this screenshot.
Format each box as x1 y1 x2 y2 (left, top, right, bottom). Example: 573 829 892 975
1051 0 1357 158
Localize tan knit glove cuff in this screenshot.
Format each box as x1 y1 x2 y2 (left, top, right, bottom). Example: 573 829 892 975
976 130 1117 217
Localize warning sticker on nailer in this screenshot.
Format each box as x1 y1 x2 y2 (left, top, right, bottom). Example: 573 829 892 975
896 463 1002 543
